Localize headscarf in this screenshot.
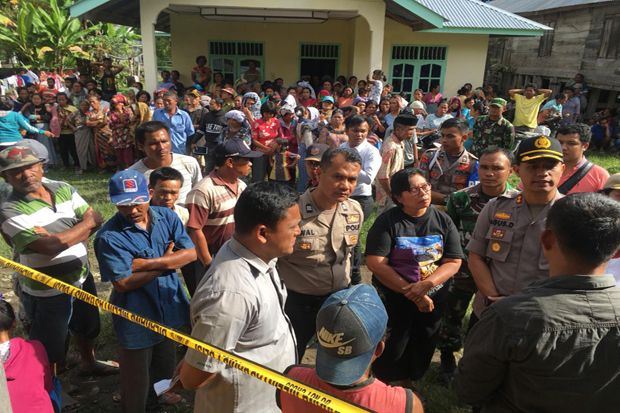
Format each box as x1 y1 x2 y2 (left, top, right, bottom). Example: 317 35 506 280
297 81 316 99
111 94 127 105
243 92 261 119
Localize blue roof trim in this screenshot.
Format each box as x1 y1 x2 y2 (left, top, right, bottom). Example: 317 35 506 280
70 0 112 18
389 0 445 28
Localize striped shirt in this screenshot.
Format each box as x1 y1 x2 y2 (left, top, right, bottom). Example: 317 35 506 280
185 171 246 256
129 154 202 205
1 180 90 297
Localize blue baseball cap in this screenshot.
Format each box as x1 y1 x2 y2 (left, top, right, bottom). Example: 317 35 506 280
109 169 150 205
214 138 262 159
315 284 388 386
321 95 335 104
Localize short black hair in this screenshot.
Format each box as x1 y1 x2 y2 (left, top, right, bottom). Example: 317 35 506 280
556 123 592 143
320 148 362 171
547 193 620 267
260 101 277 115
135 121 170 145
390 168 427 207
0 300 16 331
136 90 151 103
234 181 300 235
524 83 537 90
479 146 515 165
345 115 369 130
440 117 469 134
149 166 184 188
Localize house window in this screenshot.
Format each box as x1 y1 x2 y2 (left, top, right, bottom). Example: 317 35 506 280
208 41 264 84
599 15 620 59
299 43 340 80
389 46 447 96
538 21 555 57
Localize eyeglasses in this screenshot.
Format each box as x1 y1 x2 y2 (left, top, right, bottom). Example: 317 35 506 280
408 183 431 195
307 161 321 169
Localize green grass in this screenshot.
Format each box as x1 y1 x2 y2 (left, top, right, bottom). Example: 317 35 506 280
1 152 619 412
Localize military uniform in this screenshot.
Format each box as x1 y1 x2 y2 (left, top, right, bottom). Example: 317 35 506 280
466 190 563 317
437 183 517 353
418 148 478 197
471 115 515 156
278 188 363 357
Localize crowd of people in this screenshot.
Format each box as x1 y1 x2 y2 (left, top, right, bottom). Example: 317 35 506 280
0 58 619 413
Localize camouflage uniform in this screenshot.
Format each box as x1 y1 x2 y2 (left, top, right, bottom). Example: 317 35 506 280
471 115 516 157
437 183 517 352
418 148 478 197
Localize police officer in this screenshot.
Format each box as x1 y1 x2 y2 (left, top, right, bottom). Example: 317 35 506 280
467 136 564 323
278 147 364 358
437 146 518 384
418 117 478 207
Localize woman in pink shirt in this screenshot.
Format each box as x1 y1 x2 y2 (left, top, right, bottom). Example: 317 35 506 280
251 101 282 182
423 83 443 114
0 299 54 413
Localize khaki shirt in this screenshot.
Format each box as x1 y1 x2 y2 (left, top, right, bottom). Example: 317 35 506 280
376 134 405 206
466 191 563 316
419 148 478 196
278 189 363 295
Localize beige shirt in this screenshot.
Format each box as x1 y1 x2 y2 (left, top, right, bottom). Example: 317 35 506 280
466 191 564 316
376 134 405 206
185 238 296 413
278 189 363 296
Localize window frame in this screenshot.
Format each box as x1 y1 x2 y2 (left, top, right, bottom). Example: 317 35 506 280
389 45 447 96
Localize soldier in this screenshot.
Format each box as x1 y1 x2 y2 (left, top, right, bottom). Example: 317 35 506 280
418 117 478 207
278 147 364 358
470 98 515 156
437 146 518 384
467 136 564 324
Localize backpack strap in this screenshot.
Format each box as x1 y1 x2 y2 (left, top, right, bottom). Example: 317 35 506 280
558 161 593 194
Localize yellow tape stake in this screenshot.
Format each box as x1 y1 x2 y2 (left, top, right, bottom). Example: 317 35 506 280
0 256 371 413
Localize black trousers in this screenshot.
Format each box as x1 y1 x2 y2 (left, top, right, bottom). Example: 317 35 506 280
285 289 329 360
373 282 449 382
350 195 374 285
58 133 79 168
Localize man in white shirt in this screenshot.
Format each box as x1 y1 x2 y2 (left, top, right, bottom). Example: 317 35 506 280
340 115 381 284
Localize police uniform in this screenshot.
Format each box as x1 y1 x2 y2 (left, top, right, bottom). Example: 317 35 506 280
466 136 564 317
277 188 363 357
418 148 478 197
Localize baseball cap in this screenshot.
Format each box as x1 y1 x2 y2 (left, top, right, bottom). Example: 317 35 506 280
214 138 262 159
603 173 620 191
109 169 150 205
315 284 388 386
516 135 563 163
305 143 329 163
489 98 507 108
321 95 335 104
224 110 246 124
0 145 42 173
221 87 236 97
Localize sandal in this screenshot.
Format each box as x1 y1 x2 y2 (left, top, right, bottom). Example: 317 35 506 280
78 360 120 376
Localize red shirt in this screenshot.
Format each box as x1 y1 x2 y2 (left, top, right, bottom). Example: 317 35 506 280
4 337 54 413
558 157 609 194
278 366 414 413
251 117 281 148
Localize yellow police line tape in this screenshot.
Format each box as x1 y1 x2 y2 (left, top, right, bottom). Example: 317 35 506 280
0 256 371 413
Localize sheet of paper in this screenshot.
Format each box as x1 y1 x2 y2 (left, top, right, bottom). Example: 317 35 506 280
153 379 172 396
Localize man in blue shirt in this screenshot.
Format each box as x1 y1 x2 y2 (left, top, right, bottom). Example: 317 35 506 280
95 169 196 411
152 91 195 155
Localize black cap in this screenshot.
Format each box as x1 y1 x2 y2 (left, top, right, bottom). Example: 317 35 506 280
305 143 329 162
516 136 563 163
214 138 262 159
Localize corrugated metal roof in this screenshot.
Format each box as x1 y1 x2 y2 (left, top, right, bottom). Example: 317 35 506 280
488 0 612 14
417 0 550 30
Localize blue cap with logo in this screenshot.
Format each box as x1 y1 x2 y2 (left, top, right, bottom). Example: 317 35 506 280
315 284 388 386
109 169 150 205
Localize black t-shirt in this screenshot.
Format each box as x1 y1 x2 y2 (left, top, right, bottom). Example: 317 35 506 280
366 206 463 288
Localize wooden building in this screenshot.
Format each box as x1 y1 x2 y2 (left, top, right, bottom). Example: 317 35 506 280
487 0 620 116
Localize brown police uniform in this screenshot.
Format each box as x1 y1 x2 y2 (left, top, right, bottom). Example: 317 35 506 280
277 188 363 356
418 148 478 196
278 189 363 295
466 190 563 316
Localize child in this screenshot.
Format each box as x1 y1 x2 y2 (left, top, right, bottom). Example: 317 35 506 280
148 167 189 225
269 138 300 187
0 298 55 413
367 69 385 104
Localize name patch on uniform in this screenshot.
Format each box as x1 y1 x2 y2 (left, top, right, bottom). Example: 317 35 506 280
305 204 314 213
491 228 506 239
300 229 315 237
490 219 514 228
346 214 360 224
494 212 511 220
299 241 312 250
491 242 501 252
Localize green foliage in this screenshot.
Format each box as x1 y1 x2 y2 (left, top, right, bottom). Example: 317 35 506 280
0 0 141 71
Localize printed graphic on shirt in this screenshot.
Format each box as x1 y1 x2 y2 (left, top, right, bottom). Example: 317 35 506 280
389 235 444 283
